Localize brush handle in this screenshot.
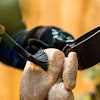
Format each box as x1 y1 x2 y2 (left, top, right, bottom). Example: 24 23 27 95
0 25 17 47
0 25 29 58
0 25 47 70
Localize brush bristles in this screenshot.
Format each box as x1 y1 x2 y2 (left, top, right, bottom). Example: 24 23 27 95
33 50 48 66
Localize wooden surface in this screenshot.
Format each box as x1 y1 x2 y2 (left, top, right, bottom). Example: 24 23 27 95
0 0 100 100
20 0 100 38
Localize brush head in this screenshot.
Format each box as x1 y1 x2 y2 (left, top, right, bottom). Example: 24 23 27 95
33 50 48 70
0 25 5 35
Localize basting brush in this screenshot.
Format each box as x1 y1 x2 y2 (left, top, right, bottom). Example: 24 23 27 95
0 25 48 70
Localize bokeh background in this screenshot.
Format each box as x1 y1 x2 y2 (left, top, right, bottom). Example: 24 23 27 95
0 0 100 100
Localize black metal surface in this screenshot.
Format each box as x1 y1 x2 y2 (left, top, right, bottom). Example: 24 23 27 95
63 26 100 70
